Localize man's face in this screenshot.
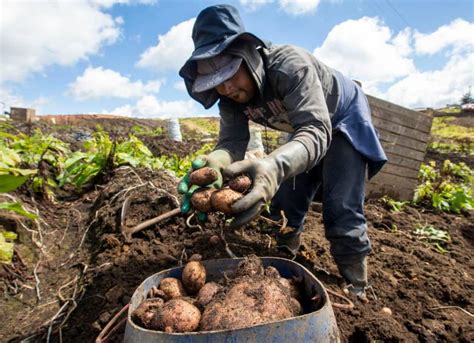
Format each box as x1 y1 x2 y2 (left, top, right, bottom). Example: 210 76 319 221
215 63 257 103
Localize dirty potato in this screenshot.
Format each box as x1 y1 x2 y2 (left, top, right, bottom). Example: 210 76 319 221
200 277 294 331
189 167 218 186
159 277 187 300
197 282 223 307
228 175 252 193
190 188 215 212
147 286 166 299
264 266 281 278
290 297 303 316
182 261 207 294
235 255 264 277
156 298 201 333
278 277 300 300
131 297 164 329
210 187 243 215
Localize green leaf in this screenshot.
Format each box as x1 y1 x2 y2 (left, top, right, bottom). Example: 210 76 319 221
0 231 17 264
0 201 38 219
2 231 17 240
0 239 15 264
0 174 29 193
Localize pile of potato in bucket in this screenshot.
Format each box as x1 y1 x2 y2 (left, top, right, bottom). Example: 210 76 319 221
131 255 303 333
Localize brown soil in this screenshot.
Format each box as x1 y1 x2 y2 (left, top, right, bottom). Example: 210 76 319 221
1 118 473 342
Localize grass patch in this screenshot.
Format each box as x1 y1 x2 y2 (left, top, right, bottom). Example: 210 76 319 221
181 118 219 136
428 116 473 155
431 116 473 140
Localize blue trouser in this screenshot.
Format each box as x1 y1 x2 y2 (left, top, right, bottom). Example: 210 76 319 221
270 133 371 265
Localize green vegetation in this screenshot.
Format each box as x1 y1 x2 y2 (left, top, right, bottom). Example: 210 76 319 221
381 196 409 213
431 116 473 141
438 107 461 114
181 118 219 136
413 224 451 254
0 127 212 196
159 143 213 177
414 160 473 213
130 125 163 137
428 116 474 155
0 231 18 264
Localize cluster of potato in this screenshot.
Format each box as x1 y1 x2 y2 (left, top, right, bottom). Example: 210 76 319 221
189 167 252 215
131 255 303 333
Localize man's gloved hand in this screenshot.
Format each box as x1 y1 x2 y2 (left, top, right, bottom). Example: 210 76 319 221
177 149 232 215
223 141 310 229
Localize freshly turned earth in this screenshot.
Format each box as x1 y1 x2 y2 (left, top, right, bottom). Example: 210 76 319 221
1 117 472 342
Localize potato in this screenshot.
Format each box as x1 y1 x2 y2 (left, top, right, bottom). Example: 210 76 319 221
189 253 202 262
290 297 303 316
197 282 223 307
156 298 201 333
182 261 207 294
200 278 294 331
228 175 252 193
236 255 264 277
159 277 187 300
210 187 243 215
190 188 215 212
131 297 164 329
264 266 280 278
209 235 220 245
147 286 166 299
278 277 300 299
189 167 218 186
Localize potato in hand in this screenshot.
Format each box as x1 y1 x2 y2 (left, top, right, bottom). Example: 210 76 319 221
189 167 218 186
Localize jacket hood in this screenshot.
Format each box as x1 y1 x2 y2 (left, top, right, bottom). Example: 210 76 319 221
179 4 269 109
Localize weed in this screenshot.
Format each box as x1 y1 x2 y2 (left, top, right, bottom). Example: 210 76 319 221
414 160 474 213
381 196 408 213
413 225 450 254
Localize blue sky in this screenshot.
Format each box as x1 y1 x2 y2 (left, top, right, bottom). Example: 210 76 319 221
1 0 473 118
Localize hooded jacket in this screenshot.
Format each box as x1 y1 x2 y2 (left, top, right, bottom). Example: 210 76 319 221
179 5 387 178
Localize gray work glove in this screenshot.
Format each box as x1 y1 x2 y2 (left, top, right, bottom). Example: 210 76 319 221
223 141 310 229
178 149 233 216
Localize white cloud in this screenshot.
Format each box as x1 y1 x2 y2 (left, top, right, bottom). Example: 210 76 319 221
384 52 474 109
0 87 49 115
89 0 157 8
240 0 274 11
313 17 416 88
0 1 123 83
137 18 196 73
173 80 187 91
278 0 320 15
380 19 474 108
69 66 164 100
240 0 320 15
109 95 198 118
414 19 474 56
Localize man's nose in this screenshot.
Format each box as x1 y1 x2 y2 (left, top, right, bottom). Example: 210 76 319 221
219 80 234 95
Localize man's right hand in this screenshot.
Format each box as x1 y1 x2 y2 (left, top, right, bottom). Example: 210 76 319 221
177 149 233 215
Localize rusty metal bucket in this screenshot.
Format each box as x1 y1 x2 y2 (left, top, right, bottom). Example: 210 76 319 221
124 257 340 342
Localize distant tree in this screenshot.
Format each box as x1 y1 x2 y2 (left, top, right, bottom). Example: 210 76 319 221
460 87 473 104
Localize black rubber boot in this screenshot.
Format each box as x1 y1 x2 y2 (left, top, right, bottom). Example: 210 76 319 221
337 256 369 303
276 232 301 255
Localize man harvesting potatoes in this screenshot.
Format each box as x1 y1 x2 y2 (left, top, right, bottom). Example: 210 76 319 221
178 4 387 302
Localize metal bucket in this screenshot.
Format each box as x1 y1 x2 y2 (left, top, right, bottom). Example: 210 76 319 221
124 257 340 342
